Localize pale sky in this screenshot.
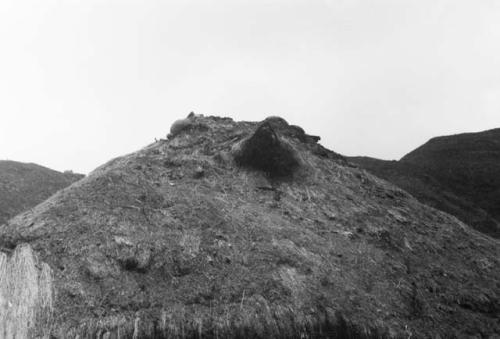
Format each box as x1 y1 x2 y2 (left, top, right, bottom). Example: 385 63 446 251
1 0 499 174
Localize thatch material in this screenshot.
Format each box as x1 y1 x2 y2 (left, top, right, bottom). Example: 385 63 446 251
0 115 499 338
0 244 53 339
168 113 209 139
233 120 300 178
50 308 389 339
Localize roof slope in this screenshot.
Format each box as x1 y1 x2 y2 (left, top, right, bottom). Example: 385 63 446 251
0 161 84 225
1 116 499 338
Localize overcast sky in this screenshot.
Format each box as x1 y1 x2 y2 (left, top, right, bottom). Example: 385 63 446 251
1 0 499 174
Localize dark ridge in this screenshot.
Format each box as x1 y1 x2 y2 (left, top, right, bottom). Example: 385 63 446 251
0 160 84 225
349 125 500 238
234 121 300 178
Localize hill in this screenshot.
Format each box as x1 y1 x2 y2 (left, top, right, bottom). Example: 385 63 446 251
0 115 499 338
401 128 500 223
0 161 84 226
349 156 500 238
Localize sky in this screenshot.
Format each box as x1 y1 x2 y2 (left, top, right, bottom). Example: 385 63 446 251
1 0 499 174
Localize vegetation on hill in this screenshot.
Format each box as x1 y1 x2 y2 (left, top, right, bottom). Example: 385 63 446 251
0 116 498 338
402 128 500 223
349 156 500 238
0 161 84 226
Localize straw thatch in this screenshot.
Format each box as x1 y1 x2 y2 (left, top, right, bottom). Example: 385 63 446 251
0 114 499 338
0 244 53 339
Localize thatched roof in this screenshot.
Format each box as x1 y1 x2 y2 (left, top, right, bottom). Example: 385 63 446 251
0 115 499 338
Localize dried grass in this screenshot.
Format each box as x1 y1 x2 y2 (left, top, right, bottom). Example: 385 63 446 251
0 244 53 339
1 116 499 338
49 306 388 339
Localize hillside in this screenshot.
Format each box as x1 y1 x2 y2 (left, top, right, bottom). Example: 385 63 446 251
0 115 499 338
349 156 500 238
401 128 500 223
0 161 84 225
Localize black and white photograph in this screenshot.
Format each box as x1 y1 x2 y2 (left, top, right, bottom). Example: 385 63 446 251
0 0 499 338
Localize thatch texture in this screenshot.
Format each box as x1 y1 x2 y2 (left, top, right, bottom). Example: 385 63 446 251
0 115 499 338
0 244 53 339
